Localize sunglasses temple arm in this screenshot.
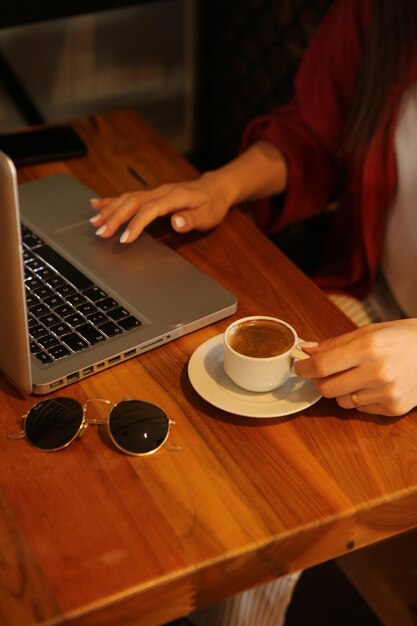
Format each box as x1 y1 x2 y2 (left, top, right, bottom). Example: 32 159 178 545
165 420 181 452
8 430 26 440
164 441 181 452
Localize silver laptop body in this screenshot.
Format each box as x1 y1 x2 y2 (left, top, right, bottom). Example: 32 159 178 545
0 152 237 395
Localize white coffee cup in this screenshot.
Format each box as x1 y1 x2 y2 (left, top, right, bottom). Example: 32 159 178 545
223 316 308 392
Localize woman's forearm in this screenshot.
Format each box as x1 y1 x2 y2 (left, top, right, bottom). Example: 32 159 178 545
202 141 288 208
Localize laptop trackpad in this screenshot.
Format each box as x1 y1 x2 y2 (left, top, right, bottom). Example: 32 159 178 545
55 221 172 278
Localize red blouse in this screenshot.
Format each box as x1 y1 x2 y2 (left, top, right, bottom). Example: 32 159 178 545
241 0 412 298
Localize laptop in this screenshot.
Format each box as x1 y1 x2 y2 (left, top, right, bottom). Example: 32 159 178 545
0 152 237 395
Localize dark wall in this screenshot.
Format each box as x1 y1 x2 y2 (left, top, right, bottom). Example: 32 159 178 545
194 0 333 170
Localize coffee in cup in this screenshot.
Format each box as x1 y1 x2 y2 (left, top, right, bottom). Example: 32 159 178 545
223 316 307 392
228 318 295 358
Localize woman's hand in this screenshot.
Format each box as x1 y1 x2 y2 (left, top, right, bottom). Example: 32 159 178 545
294 319 417 416
89 141 289 243
89 172 234 243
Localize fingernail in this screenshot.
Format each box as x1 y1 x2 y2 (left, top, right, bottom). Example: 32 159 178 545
301 341 319 348
119 230 130 243
96 225 107 236
89 215 100 224
90 198 100 205
173 215 186 229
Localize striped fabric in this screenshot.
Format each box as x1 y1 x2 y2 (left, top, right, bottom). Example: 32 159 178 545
329 275 405 327
191 571 302 626
328 293 379 326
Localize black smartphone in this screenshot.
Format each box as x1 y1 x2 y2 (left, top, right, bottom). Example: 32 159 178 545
0 125 87 166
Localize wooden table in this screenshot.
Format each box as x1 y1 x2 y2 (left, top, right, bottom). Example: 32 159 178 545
1 109 417 626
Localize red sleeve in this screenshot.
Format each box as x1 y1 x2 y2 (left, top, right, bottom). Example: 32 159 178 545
240 0 372 234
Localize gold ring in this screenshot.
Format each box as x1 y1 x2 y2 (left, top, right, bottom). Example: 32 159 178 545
351 392 360 408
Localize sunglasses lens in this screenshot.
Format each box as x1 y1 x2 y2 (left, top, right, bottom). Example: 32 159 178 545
108 400 169 455
25 397 83 451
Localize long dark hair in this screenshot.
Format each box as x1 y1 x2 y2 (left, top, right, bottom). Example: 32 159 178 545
342 0 417 159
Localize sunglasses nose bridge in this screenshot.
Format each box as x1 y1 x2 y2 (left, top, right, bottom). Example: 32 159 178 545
83 399 112 427
86 418 108 427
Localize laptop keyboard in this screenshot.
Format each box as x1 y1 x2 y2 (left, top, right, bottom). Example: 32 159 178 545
22 225 141 365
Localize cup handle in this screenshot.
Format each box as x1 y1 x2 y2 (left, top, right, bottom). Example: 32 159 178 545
290 340 311 372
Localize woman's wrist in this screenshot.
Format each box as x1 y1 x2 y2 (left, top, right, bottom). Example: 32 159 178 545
208 142 287 205
201 169 241 208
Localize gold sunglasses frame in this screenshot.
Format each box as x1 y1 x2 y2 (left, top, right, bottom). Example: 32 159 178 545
9 397 176 456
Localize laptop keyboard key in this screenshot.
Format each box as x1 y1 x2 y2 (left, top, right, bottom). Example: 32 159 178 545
55 304 74 318
65 313 85 327
76 323 106 344
27 258 44 271
48 345 71 360
35 351 54 364
62 333 89 351
36 267 57 281
77 302 97 316
46 275 66 289
67 293 87 307
34 286 54 300
82 286 107 301
28 316 38 328
117 316 141 330
44 295 65 309
38 335 60 349
26 293 39 308
50 322 71 336
98 321 124 337
23 233 43 248
96 297 118 311
87 311 107 325
29 303 49 318
56 284 76 297
30 324 48 339
107 307 130 321
25 275 43 290
39 313 61 327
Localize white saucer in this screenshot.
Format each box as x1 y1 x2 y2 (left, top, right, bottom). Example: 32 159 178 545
188 334 322 418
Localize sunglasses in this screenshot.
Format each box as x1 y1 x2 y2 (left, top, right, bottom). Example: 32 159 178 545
9 397 177 456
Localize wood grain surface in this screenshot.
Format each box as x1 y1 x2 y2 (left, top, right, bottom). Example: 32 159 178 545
0 109 416 626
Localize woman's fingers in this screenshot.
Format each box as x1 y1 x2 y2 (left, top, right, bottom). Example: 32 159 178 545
295 323 398 380
294 335 362 379
303 323 390 353
171 201 229 234
90 181 229 242
312 369 413 416
93 195 147 238
90 197 111 210
335 383 411 416
89 185 176 236
116 187 217 242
